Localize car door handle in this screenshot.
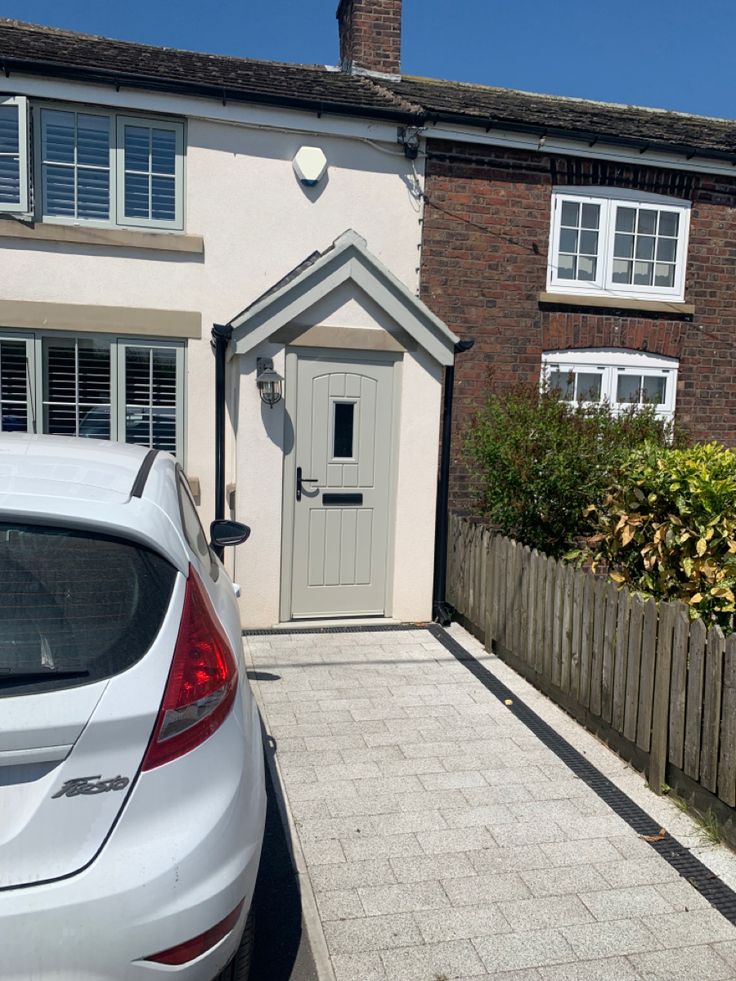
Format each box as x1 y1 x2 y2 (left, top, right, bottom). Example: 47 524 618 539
296 466 319 502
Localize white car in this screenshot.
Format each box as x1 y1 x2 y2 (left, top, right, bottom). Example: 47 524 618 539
0 433 266 980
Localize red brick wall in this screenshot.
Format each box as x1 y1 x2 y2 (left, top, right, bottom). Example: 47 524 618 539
337 0 402 75
420 141 736 511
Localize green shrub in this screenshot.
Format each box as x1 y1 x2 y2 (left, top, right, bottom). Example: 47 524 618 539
582 442 736 628
463 384 675 557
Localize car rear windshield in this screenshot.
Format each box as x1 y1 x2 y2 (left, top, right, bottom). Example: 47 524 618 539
0 522 177 696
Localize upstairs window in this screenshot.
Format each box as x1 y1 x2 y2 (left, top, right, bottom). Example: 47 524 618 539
542 348 678 421
547 188 690 302
0 96 184 229
0 95 29 213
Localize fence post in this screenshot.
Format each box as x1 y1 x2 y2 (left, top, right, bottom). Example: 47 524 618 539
701 624 725 793
718 634 736 807
649 602 675 795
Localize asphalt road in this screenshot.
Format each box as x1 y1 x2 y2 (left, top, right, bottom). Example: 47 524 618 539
249 751 319 981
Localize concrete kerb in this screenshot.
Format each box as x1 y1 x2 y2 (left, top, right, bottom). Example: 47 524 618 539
244 641 337 981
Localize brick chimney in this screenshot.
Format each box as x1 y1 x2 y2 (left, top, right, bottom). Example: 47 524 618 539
337 0 402 77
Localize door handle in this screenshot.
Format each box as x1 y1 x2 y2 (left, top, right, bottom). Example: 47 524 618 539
296 466 319 502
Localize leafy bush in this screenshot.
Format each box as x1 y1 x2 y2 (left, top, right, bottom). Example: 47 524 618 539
582 442 736 628
463 384 676 556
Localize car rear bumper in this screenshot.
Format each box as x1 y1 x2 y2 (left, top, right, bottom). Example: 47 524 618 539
0 695 266 980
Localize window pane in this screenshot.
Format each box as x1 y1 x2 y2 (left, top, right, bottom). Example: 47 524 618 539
1 340 29 432
42 110 110 221
637 209 657 235
634 261 653 285
43 336 111 439
44 165 75 217
559 228 578 253
575 372 602 402
76 114 110 168
124 125 150 173
654 263 675 288
42 110 75 164
125 172 149 218
635 236 655 260
616 207 636 232
612 259 632 283
614 233 634 259
560 201 579 226
548 370 574 399
124 346 178 455
656 238 677 262
579 230 598 255
152 129 176 174
151 175 176 221
333 402 355 458
580 203 600 229
577 255 597 281
658 211 679 237
616 374 642 403
0 105 20 206
77 168 110 220
557 254 576 279
641 376 666 405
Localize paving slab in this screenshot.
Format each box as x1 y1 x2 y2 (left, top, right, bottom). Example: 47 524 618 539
245 625 736 980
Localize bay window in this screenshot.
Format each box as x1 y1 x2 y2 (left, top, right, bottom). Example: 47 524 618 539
0 332 184 459
541 349 678 421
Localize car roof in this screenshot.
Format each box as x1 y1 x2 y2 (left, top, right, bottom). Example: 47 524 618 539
0 434 190 573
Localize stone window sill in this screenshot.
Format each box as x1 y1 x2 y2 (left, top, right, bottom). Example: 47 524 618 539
538 291 694 315
0 218 204 254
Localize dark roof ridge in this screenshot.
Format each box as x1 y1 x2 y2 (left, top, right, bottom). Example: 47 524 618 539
0 16 329 73
396 73 736 129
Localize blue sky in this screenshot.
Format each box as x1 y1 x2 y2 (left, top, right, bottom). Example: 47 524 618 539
3 0 733 119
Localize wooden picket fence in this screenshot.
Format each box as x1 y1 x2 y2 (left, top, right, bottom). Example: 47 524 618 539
447 514 736 839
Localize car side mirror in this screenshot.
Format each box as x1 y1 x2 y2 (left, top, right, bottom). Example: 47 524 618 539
209 519 251 548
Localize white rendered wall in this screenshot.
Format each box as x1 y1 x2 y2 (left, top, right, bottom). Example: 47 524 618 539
0 75 425 541
234 286 443 627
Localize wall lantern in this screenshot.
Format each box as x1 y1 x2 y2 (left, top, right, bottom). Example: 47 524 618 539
256 357 283 407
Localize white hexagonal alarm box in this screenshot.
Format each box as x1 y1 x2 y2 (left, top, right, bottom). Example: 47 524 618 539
292 146 328 186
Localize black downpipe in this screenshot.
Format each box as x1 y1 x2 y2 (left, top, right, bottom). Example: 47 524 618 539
433 338 475 625
212 323 233 559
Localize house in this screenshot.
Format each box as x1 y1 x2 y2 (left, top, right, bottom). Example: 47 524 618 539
0 12 458 627
2 3 735 624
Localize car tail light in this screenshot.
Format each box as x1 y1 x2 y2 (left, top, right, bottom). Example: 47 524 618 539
144 899 245 965
142 565 238 770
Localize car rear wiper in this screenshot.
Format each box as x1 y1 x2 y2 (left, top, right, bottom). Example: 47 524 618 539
0 670 90 687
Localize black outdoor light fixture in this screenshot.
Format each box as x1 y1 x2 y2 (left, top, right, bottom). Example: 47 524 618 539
256 357 283 407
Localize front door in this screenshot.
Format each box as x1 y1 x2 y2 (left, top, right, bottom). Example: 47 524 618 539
289 353 395 618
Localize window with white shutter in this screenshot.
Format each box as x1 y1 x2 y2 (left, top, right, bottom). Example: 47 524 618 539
0 95 29 213
34 103 184 230
42 335 112 437
121 343 180 456
0 331 185 459
0 335 33 432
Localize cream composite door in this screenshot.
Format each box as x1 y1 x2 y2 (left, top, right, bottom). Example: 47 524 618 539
290 353 395 618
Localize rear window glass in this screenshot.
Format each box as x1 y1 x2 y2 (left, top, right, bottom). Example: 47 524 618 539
0 522 177 697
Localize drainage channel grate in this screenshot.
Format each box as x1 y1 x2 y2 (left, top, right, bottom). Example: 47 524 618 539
427 623 736 926
243 622 428 637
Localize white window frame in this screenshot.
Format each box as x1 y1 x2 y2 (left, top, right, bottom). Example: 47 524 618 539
541 348 678 421
547 186 691 303
32 101 185 231
0 329 186 460
0 95 30 214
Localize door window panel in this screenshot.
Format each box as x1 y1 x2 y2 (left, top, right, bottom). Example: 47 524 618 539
333 402 355 459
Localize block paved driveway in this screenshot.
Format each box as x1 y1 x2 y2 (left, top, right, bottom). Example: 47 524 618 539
245 626 736 981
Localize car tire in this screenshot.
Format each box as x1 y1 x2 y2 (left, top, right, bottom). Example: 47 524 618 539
216 907 254 981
